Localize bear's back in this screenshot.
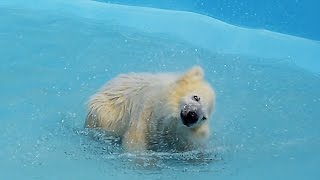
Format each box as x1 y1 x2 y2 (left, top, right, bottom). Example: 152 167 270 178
101 72 178 100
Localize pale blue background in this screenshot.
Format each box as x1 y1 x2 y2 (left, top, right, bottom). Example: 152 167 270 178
0 0 319 179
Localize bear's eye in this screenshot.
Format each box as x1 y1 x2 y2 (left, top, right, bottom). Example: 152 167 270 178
192 95 200 102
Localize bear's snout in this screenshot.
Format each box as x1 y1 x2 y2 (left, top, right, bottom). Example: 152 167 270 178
180 110 199 127
180 103 204 127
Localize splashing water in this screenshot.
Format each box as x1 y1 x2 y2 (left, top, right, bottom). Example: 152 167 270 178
1 1 319 179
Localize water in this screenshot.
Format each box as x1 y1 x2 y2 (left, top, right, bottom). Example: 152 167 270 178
100 0 320 41
1 0 320 179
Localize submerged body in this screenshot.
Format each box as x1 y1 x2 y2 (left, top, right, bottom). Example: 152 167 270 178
85 66 215 152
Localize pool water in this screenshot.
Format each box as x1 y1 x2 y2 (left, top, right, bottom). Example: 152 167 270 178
1 0 319 179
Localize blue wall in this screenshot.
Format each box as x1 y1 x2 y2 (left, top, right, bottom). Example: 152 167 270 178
99 0 320 41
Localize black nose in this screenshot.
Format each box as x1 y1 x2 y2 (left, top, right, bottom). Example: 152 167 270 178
180 111 199 127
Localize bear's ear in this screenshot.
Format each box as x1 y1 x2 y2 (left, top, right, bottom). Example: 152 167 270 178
177 65 204 84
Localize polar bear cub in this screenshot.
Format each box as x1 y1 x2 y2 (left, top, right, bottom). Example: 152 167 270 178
85 66 215 152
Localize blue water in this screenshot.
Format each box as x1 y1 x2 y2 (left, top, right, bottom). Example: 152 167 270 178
99 0 320 41
1 0 320 179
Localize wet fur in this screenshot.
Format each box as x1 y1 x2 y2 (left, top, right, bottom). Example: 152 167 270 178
85 66 215 152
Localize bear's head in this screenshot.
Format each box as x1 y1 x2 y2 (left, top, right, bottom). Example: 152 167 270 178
169 66 215 128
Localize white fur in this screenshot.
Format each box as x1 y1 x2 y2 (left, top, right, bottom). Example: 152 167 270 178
85 66 215 152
